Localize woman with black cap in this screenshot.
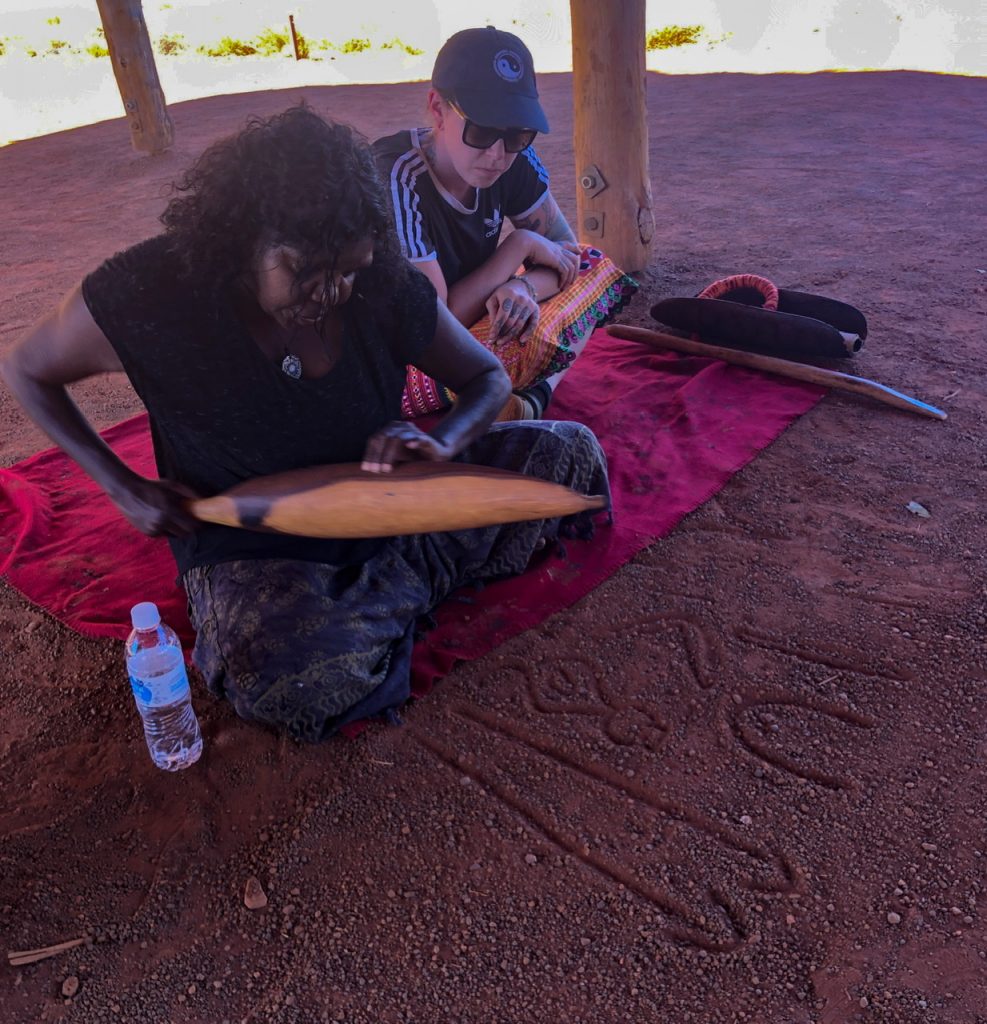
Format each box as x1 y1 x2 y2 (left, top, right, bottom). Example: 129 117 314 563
374 26 637 422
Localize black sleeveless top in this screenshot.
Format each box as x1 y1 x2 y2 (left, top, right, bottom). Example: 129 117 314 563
82 236 437 574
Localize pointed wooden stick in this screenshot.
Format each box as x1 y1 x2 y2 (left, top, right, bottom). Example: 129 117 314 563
7 936 86 967
607 325 947 421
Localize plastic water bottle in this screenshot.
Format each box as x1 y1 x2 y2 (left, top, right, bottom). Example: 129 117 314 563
125 602 203 771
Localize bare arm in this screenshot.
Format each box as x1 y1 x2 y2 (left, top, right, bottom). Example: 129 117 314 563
467 191 582 338
0 287 198 535
361 300 511 472
410 192 580 344
443 227 582 343
508 191 580 307
442 230 535 328
510 190 577 244
421 301 512 450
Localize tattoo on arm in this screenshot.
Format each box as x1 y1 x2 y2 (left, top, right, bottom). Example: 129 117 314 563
512 193 576 243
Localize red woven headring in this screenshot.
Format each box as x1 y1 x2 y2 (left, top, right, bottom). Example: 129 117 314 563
697 274 779 310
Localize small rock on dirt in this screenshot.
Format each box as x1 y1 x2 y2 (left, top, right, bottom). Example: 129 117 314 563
243 876 268 910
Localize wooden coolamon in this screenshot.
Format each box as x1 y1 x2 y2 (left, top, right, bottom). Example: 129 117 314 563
569 0 653 273
95 0 173 154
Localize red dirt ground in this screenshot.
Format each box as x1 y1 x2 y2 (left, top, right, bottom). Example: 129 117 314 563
1 71 985 1024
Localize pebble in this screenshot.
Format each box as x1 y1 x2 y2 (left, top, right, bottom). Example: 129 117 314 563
524 854 538 866
886 911 901 925
243 876 268 911
921 842 937 852
61 976 80 998
740 815 752 826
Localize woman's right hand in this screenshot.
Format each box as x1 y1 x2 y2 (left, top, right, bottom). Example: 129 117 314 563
517 231 582 291
112 477 201 537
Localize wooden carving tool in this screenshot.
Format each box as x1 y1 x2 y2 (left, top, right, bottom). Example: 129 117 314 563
189 462 608 540
607 325 947 421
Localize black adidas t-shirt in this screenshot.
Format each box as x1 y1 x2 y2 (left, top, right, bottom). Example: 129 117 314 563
373 128 549 287
82 235 437 574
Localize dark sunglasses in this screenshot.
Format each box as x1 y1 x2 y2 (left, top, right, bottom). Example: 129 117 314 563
447 100 537 154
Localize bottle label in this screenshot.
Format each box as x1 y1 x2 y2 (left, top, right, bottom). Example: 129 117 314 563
129 661 191 709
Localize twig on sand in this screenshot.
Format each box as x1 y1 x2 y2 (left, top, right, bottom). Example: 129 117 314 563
7 936 86 967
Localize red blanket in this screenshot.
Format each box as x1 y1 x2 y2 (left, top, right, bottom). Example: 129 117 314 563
0 329 822 699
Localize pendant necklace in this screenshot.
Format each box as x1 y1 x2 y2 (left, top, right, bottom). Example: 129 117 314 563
279 308 340 379
281 324 302 379
281 347 302 380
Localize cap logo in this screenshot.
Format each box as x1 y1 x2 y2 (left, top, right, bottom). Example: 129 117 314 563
493 49 524 82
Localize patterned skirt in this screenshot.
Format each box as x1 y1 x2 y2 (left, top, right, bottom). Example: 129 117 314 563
401 246 638 418
183 421 610 743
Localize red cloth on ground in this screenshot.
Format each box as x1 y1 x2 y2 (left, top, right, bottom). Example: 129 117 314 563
0 329 823 703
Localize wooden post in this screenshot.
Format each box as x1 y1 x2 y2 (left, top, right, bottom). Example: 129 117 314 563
569 0 653 273
288 14 301 61
95 0 173 154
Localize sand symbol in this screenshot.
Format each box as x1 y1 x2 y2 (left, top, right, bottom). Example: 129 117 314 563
727 692 877 791
412 706 798 953
525 657 670 754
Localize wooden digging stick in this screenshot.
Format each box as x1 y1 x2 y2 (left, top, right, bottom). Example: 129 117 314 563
607 325 947 421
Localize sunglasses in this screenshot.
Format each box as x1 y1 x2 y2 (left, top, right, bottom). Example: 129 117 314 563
447 100 538 154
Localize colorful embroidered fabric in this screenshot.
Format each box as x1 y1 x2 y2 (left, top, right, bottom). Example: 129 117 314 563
400 246 638 418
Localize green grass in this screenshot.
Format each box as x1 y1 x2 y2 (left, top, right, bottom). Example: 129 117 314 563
198 36 257 57
196 28 313 59
646 25 704 51
156 33 186 56
0 19 426 63
381 36 424 56
254 28 289 56
339 37 371 54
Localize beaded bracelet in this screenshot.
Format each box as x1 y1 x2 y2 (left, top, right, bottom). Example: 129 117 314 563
509 273 538 302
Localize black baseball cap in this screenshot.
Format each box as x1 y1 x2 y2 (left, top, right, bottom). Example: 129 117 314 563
431 26 549 134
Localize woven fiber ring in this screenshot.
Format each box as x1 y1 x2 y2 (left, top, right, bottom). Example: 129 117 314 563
697 273 779 310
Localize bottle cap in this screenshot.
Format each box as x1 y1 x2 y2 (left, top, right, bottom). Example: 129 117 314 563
130 602 161 630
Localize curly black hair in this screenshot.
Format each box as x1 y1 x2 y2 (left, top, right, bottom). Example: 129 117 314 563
160 105 404 306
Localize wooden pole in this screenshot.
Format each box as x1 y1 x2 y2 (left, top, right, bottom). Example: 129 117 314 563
607 325 948 420
95 0 173 154
569 0 653 273
288 14 301 61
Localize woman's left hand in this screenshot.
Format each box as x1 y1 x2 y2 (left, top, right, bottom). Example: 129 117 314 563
487 279 539 345
361 421 456 473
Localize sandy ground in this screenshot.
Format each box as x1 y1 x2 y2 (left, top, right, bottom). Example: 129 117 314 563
1 70 986 1023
